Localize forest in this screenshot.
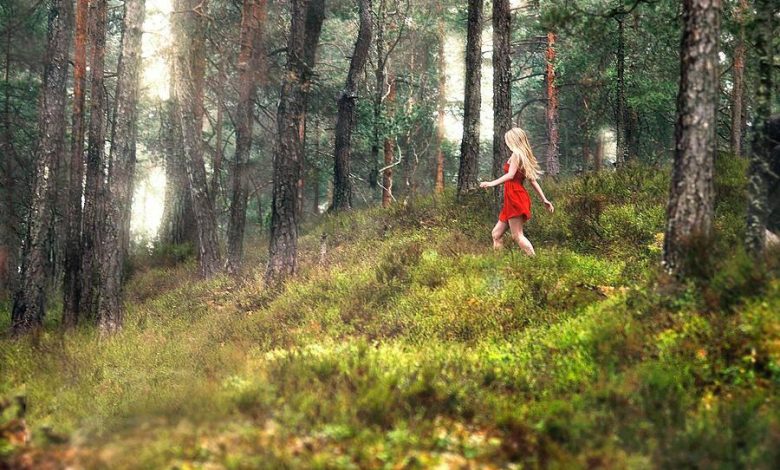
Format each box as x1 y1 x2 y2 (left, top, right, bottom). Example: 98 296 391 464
1 0 779 467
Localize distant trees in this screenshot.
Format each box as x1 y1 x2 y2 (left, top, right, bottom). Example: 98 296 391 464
544 30 560 176
663 0 721 277
172 0 222 278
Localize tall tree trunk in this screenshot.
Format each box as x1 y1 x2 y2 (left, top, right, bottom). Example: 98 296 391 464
730 0 747 158
458 0 482 196
11 0 72 335
226 0 267 275
615 16 628 166
312 118 321 215
160 82 197 247
80 0 108 320
265 0 325 287
381 74 396 208
434 11 446 195
172 0 222 278
745 0 774 256
97 0 145 334
62 0 90 327
1 19 19 295
493 0 511 204
663 0 721 277
331 0 372 211
545 31 560 176
370 0 386 193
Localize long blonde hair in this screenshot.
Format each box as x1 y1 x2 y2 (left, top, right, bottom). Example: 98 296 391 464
504 127 542 181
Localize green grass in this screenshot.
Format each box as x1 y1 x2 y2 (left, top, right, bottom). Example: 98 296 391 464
2 157 779 468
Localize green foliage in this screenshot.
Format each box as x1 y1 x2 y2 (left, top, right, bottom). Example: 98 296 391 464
1 164 779 467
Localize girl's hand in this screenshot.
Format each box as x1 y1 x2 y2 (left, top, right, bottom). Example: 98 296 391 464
543 199 554 213
479 181 493 189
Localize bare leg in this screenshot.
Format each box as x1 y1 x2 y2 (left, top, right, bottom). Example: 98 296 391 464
508 217 535 256
491 220 509 249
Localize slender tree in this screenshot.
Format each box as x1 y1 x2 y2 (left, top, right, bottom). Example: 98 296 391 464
172 0 222 278
331 0 373 211
663 0 721 276
381 73 396 207
458 0 482 196
730 0 747 158
545 31 560 176
11 0 73 334
614 16 628 166
96 0 145 334
434 9 446 195
493 0 511 201
226 0 268 274
745 0 774 256
265 0 326 286
62 0 90 327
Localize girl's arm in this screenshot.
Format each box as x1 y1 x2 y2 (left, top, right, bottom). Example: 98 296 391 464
479 160 518 188
529 179 555 213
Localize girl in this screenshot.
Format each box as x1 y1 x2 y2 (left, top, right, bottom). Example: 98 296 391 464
479 127 554 255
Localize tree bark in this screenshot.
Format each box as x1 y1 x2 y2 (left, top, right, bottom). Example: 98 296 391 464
265 0 325 287
226 0 267 275
434 11 446 195
457 0 482 197
545 31 560 176
381 74 396 208
369 0 387 192
80 0 108 320
730 0 747 158
615 16 628 166
62 0 90 327
172 0 222 278
745 0 774 256
11 0 72 335
493 0 511 202
663 0 721 277
96 0 145 334
331 0 372 211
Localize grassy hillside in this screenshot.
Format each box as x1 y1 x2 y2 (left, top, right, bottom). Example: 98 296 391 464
2 158 779 469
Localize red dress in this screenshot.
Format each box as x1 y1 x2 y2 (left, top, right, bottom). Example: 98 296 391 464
498 162 532 222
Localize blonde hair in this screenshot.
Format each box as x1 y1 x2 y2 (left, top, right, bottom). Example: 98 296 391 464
504 127 542 181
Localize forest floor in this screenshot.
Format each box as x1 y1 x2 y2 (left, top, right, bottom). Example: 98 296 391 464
2 157 780 469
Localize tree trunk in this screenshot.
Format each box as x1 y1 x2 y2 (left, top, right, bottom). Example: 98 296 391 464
96 0 145 334
11 0 72 335
80 0 108 320
615 16 628 166
265 0 325 287
745 0 774 256
312 118 321 215
370 0 386 193
730 0 747 158
382 74 396 208
663 0 721 277
434 11 446 195
493 0 511 205
331 0 372 211
172 0 222 278
62 0 89 327
545 31 560 176
457 0 482 197
226 0 267 275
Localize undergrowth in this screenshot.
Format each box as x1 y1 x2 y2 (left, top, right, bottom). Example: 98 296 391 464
1 157 779 469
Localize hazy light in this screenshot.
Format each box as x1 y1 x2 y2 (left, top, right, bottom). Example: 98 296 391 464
131 162 166 241
142 0 173 101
